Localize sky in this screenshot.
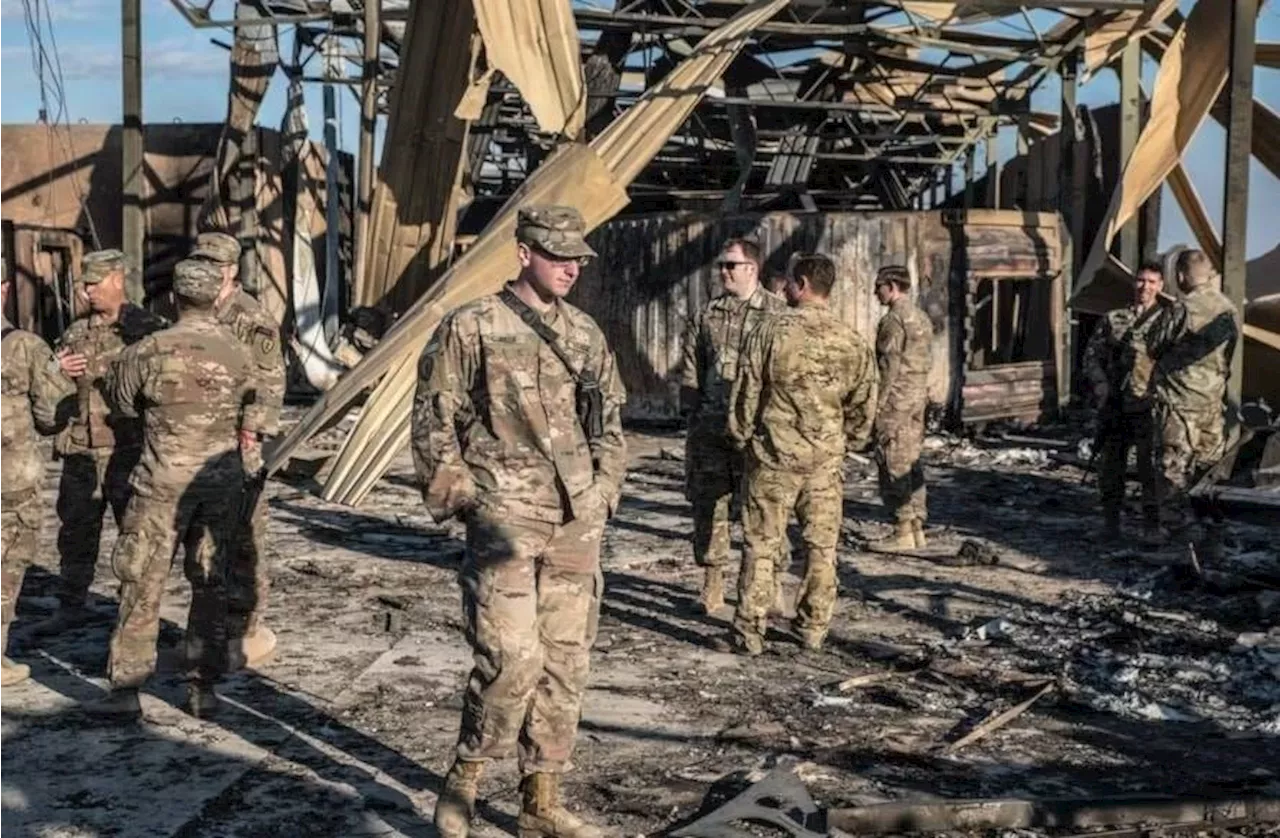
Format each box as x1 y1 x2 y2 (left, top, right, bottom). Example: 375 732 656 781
1 0 1278 260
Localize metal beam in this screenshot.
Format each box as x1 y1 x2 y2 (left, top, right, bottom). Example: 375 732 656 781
356 0 379 293
122 0 144 303
1058 50 1079 411
1222 0 1257 406
1118 39 1141 270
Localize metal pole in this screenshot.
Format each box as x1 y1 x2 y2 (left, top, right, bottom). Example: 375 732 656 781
1118 39 1141 269
323 44 342 345
356 0 380 294
1222 0 1257 406
121 0 144 303
1058 50 1079 410
987 130 1001 209
963 146 975 210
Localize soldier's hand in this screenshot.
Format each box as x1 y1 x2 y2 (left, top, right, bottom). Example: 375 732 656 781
238 429 260 451
57 349 88 378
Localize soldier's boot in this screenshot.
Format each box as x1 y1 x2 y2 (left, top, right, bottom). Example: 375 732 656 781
28 604 96 637
85 687 142 719
869 522 914 552
231 625 278 671
711 631 763 657
185 683 221 720
791 621 825 652
698 567 725 614
910 519 928 549
517 773 603 838
434 760 484 838
1 657 30 687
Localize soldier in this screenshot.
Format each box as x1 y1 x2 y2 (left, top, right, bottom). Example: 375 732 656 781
1083 261 1179 541
2 271 76 685
722 254 877 655
93 260 254 718
680 238 784 614
413 206 626 838
870 266 933 550
36 250 167 634
190 231 286 668
1152 249 1239 545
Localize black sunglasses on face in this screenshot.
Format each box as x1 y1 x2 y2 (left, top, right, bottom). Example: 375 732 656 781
717 260 750 271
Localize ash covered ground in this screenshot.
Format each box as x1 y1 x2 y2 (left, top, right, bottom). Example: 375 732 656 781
3 415 1278 837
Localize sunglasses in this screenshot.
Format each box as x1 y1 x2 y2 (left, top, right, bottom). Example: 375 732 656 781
717 260 751 271
528 244 592 268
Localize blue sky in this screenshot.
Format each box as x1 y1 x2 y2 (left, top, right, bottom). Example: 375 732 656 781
2 0 1277 259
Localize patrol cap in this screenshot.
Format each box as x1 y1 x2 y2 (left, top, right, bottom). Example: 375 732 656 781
191 231 241 265
171 259 224 305
515 205 596 260
82 250 127 284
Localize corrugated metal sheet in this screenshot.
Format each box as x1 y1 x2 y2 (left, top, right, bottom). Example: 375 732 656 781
571 209 954 421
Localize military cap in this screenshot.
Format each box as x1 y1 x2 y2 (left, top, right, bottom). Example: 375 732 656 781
171 259 224 305
515 205 596 259
82 249 127 284
191 231 241 265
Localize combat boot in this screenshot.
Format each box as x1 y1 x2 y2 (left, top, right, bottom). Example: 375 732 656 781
910 519 928 549
1 657 30 687
434 760 484 838
869 522 914 552
698 567 725 614
518 773 603 838
228 624 278 671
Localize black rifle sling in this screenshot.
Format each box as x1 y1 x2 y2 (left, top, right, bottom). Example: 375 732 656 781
498 287 584 381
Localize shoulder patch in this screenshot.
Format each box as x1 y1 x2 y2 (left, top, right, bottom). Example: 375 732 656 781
252 325 278 366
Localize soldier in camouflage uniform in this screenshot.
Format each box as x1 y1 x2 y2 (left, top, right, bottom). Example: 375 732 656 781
870 266 933 551
190 231 286 668
413 206 627 838
681 238 784 614
92 260 254 719
2 271 76 686
723 254 878 655
1152 249 1239 546
1082 262 1180 541
36 250 167 634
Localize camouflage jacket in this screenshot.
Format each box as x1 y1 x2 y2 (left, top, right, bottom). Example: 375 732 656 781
411 288 628 525
681 285 785 439
53 303 168 454
728 300 878 474
875 297 932 420
1083 298 1180 414
106 314 253 496
2 318 76 499
1154 285 1239 413
215 288 285 436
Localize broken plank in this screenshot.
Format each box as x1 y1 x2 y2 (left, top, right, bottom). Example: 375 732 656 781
944 681 1055 753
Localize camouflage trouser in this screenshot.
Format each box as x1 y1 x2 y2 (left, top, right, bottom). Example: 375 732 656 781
455 504 605 774
107 483 237 689
734 462 843 646
1098 408 1158 525
227 493 269 640
2 491 42 650
686 432 743 569
875 407 927 524
1155 403 1224 530
55 448 138 606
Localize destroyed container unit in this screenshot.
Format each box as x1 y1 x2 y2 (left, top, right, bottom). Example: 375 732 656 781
568 208 1065 427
